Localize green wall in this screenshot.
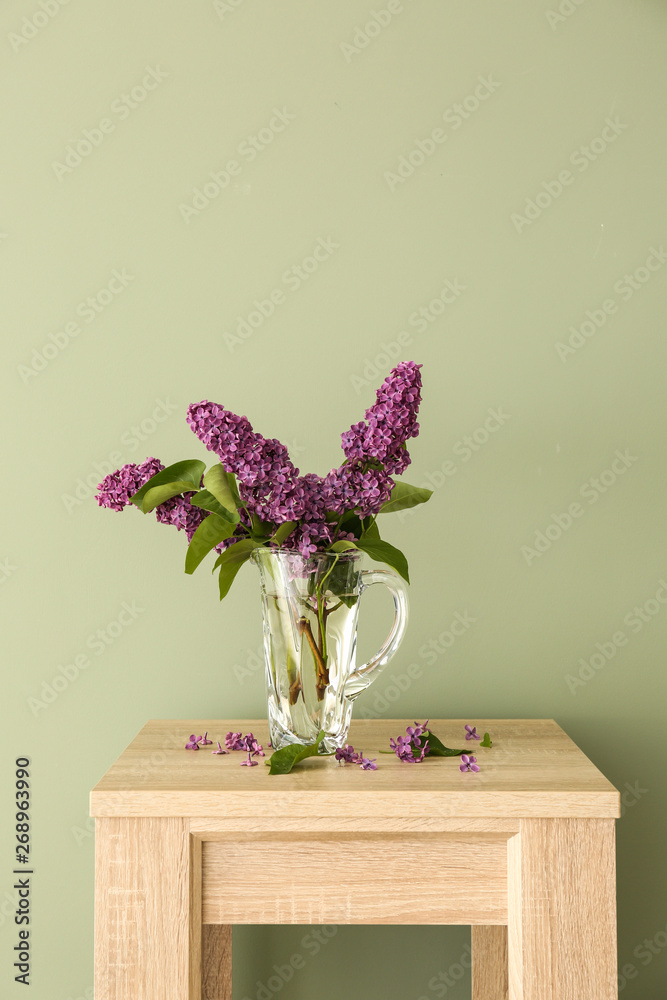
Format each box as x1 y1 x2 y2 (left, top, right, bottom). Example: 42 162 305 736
2 1 666 997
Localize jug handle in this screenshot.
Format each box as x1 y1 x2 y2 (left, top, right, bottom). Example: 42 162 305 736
345 568 409 700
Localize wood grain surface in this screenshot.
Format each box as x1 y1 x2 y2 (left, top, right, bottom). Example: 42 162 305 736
201 832 509 925
90 719 620 819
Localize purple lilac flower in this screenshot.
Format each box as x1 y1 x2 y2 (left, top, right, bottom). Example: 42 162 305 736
185 734 201 750
240 753 258 767
211 742 227 755
407 720 429 740
322 463 393 518
242 733 265 758
225 731 245 751
186 400 303 525
341 361 422 474
359 756 377 771
96 458 165 511
460 754 480 773
465 725 481 741
335 745 360 764
96 456 208 541
389 721 431 763
154 493 207 542
199 732 212 745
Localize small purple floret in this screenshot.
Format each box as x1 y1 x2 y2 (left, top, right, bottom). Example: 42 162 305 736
460 754 480 773
465 725 481 741
335 745 360 764
390 721 431 763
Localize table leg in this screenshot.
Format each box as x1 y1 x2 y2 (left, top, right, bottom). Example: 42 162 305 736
202 925 232 999
94 818 201 1000
472 926 508 999
507 819 617 1000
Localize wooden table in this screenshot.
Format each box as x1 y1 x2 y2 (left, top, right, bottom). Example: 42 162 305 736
90 719 621 999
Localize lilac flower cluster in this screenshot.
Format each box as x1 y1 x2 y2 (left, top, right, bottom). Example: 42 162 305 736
96 458 164 512
341 361 422 475
334 744 377 770
389 720 431 763
96 457 207 542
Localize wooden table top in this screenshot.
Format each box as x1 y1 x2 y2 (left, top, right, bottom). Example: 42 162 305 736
90 718 620 820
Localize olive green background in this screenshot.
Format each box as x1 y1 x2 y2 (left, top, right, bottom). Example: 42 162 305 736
2 1 666 997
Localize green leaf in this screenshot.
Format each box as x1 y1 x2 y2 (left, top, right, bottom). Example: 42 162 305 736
214 539 262 599
184 514 236 575
271 521 297 545
141 481 201 514
130 460 206 510
480 732 493 748
361 518 380 541
379 480 433 514
330 539 358 553
251 515 273 541
203 464 241 514
424 730 464 757
190 490 238 524
355 537 410 583
267 731 334 774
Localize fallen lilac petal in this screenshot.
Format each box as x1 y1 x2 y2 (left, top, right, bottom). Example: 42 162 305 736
211 742 227 755
335 744 360 764
465 725 481 741
199 732 213 745
359 757 377 770
185 735 201 749
225 731 245 751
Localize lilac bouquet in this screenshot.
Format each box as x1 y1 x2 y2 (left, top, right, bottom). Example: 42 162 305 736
96 361 431 599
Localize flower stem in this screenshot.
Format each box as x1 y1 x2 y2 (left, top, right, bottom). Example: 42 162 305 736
298 616 329 699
